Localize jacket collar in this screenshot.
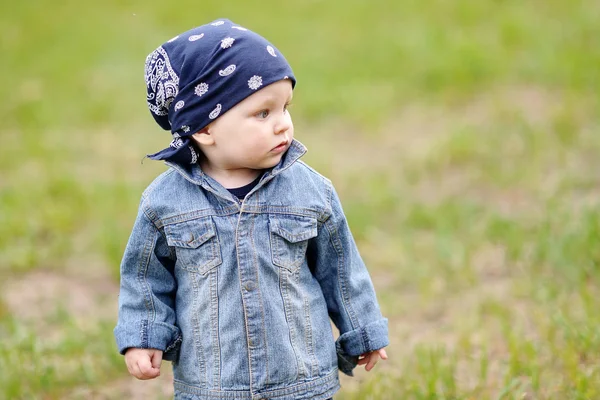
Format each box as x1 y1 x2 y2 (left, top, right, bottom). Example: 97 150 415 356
165 139 307 190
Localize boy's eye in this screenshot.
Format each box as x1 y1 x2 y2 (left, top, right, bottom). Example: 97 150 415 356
257 110 269 118
284 102 292 112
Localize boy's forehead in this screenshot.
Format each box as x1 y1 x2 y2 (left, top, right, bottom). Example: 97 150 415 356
246 80 293 103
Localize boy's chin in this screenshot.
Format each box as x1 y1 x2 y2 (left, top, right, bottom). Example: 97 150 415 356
257 155 284 169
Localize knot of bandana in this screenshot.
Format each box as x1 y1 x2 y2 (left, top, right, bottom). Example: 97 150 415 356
144 19 296 164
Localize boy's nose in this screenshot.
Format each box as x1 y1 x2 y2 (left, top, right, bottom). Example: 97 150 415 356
274 113 292 135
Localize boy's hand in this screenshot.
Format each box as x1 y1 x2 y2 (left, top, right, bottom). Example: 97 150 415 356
124 348 163 380
357 348 388 371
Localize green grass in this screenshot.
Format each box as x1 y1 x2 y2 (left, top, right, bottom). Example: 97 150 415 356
2 0 600 398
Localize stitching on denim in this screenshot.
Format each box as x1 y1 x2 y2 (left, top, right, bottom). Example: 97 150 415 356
324 216 359 330
244 206 325 221
360 326 371 354
173 368 339 398
279 267 302 380
272 218 318 243
138 217 158 324
141 320 149 349
165 220 215 248
249 212 270 386
160 206 239 228
164 218 223 274
165 334 182 353
234 210 255 393
164 162 205 187
158 206 326 228
303 296 319 376
209 268 221 388
324 179 333 221
190 274 207 386
206 218 223 274
268 215 317 272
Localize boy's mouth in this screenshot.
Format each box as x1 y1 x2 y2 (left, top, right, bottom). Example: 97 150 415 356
271 140 289 153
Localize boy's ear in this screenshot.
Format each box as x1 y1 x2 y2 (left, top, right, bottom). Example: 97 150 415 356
191 126 214 146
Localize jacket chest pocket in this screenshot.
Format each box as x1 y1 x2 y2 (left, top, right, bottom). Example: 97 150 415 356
164 218 222 274
269 215 318 272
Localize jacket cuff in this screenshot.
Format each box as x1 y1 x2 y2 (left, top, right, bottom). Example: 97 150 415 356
114 320 181 360
335 318 389 376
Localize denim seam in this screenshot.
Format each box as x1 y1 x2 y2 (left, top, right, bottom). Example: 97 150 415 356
210 268 221 388
235 209 255 393
294 269 307 378
269 224 282 269
360 326 371 354
249 212 270 386
324 180 333 221
303 296 319 376
296 160 331 188
160 207 240 227
173 368 339 398
191 273 207 387
269 215 317 272
324 216 359 330
165 218 223 274
165 161 204 186
203 219 222 275
165 333 182 353
279 268 302 381
138 218 158 328
328 182 359 329
141 320 149 349
245 207 325 221
158 207 326 228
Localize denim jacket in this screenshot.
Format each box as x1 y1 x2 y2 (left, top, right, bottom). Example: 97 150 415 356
114 140 389 400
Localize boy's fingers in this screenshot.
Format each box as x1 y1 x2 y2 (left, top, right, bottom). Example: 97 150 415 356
357 355 369 365
365 352 380 371
151 351 163 369
357 349 388 369
126 358 142 379
379 348 388 360
131 362 145 379
138 358 160 379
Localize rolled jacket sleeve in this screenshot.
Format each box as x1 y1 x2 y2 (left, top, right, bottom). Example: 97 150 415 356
114 199 181 361
308 183 389 376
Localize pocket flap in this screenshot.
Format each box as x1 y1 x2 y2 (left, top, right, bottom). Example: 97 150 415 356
269 215 318 243
164 219 216 249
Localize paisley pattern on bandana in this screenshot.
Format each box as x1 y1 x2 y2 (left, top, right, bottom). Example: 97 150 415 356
145 46 179 117
145 18 296 164
219 64 236 76
188 34 204 41
171 138 185 148
209 104 222 119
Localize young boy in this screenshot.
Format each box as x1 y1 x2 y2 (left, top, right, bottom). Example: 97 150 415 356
114 19 389 400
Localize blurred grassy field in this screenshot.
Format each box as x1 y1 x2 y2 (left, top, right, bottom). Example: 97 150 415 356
1 0 600 398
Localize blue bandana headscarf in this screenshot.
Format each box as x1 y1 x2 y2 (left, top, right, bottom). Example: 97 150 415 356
145 19 296 164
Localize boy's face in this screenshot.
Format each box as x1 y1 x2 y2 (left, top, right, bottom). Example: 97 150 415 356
192 79 294 172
